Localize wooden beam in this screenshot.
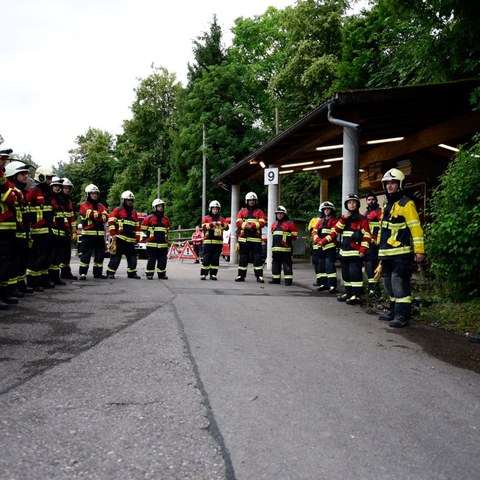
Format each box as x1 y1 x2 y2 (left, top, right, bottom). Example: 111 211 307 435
363 112 480 165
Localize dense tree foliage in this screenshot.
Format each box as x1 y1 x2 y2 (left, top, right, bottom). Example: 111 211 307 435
425 135 480 299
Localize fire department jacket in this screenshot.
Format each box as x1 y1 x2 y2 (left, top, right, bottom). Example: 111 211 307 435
236 207 266 243
108 206 140 244
51 193 75 237
363 206 382 244
312 216 338 251
11 183 29 241
26 183 53 236
271 218 298 253
141 213 171 249
0 175 18 234
80 200 108 237
202 215 228 245
378 195 424 259
322 213 371 257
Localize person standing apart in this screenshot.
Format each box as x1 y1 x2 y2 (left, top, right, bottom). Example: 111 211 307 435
311 201 338 293
235 192 266 283
200 200 228 280
192 225 203 264
378 168 425 328
106 190 141 279
363 192 382 295
142 198 171 280
321 194 371 305
269 206 298 286
78 184 109 280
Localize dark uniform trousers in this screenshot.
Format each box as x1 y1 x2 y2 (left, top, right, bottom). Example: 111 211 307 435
201 243 222 277
107 238 137 275
341 256 364 298
79 235 105 277
146 246 168 278
27 234 53 288
317 247 337 288
238 241 263 279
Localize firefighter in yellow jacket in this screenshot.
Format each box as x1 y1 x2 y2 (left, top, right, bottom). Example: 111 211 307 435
377 168 425 328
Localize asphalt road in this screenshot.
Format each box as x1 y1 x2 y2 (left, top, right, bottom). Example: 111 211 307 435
0 257 479 479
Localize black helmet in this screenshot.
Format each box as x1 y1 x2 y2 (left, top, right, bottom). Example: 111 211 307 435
344 193 360 210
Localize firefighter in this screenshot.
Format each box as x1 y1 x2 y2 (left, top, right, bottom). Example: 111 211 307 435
321 194 371 305
191 225 203 264
49 177 68 285
200 200 228 280
363 192 382 295
78 184 109 280
141 198 171 280
269 206 298 286
0 150 20 308
235 191 266 283
311 201 338 293
377 168 425 328
5 161 34 296
106 190 141 279
60 178 77 280
309 204 324 286
26 165 55 291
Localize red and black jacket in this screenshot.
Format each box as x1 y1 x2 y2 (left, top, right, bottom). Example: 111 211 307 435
202 214 228 245
236 206 266 243
108 206 140 243
26 183 53 235
312 216 338 251
271 218 298 253
80 200 108 236
141 213 171 249
363 206 382 244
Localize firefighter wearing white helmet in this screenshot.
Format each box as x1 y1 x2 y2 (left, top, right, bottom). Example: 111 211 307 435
377 168 425 328
200 199 228 280
78 183 109 280
25 166 56 290
3 161 33 299
49 177 69 285
235 191 266 283
308 202 325 286
106 190 141 279
58 178 77 280
320 194 371 305
311 200 338 292
141 198 171 279
269 206 298 285
0 155 26 306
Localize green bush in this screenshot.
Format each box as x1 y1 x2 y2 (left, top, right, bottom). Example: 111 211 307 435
425 134 480 299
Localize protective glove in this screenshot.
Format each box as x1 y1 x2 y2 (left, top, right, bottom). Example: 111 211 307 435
374 262 382 281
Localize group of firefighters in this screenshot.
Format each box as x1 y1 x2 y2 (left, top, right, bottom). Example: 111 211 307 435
1 148 425 328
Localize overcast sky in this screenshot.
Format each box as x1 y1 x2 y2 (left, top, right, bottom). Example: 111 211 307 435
1 0 366 169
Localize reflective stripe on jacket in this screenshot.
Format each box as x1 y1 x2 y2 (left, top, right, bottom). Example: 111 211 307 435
141 213 171 248
236 207 266 243
378 196 424 258
271 219 298 252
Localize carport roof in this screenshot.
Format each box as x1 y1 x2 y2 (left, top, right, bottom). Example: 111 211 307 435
214 79 480 186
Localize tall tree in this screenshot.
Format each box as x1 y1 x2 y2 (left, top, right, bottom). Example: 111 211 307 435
112 65 182 212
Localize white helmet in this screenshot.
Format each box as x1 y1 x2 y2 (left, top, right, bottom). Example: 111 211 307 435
121 190 135 201
50 176 64 186
85 184 100 195
382 168 405 190
62 177 73 187
245 191 258 202
34 166 55 183
320 201 335 212
275 205 287 214
209 200 221 210
152 198 165 211
5 161 29 178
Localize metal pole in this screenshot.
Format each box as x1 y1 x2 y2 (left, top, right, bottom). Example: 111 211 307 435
230 184 240 264
266 169 279 271
157 167 161 198
202 124 206 220
342 126 360 212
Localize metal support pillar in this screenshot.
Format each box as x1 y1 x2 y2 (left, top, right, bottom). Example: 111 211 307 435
229 184 240 265
266 172 279 271
341 126 360 212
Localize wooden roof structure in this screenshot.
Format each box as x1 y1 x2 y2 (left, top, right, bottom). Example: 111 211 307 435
214 79 480 190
